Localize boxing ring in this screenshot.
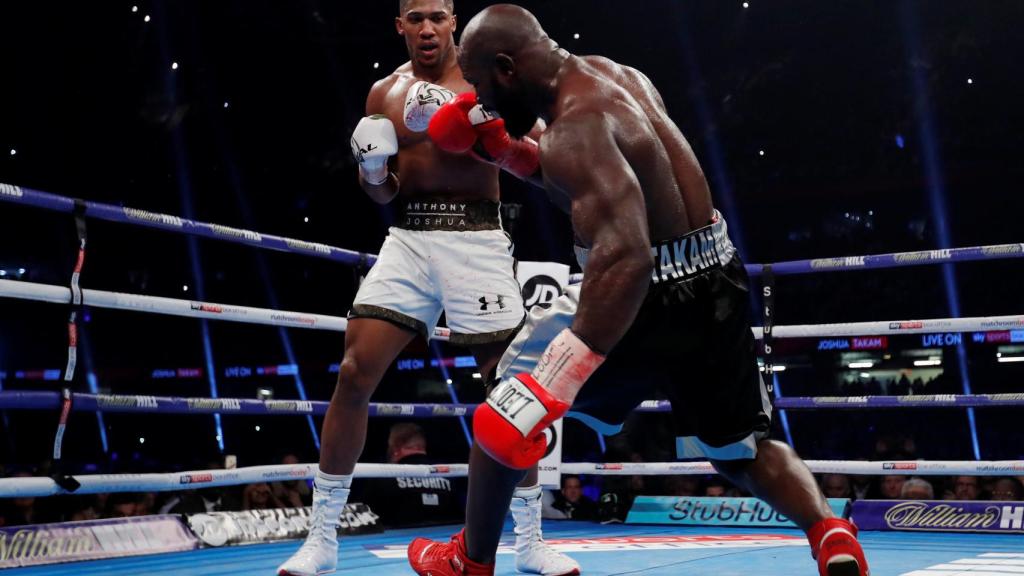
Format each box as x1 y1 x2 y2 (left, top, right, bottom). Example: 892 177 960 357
3 521 1023 575
2 183 1024 575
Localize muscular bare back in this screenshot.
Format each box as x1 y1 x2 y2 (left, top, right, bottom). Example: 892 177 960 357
540 55 714 243
367 61 500 202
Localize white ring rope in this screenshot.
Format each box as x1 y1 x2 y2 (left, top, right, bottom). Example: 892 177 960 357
0 278 451 340
2 278 1021 341
751 316 1024 339
1 460 1020 498
0 463 469 498
561 460 1024 477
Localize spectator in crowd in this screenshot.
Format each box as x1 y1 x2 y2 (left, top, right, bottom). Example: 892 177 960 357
990 477 1024 501
703 479 728 498
954 476 981 500
68 496 100 522
271 454 311 508
549 475 598 521
893 374 911 396
541 489 567 520
900 478 934 500
105 493 138 518
360 423 460 527
941 479 957 500
879 475 907 499
663 475 700 497
162 486 239 514
93 492 110 515
865 377 883 397
2 471 39 525
850 475 872 500
243 483 284 511
821 474 853 499
135 492 156 516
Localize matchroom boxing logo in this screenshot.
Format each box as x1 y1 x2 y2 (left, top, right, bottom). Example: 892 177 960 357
522 275 561 309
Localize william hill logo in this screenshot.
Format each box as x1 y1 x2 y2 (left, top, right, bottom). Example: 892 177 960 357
883 502 1024 532
0 528 94 564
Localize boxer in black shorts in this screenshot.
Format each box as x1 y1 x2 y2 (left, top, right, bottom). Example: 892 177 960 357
535 218 772 462
497 212 772 463
408 5 869 576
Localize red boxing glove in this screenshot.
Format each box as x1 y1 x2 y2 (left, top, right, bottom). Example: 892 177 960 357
474 118 540 180
473 373 570 470
474 329 605 470
427 92 479 154
428 92 540 179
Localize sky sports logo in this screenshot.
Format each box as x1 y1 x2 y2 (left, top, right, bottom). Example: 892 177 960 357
883 462 918 471
889 321 924 330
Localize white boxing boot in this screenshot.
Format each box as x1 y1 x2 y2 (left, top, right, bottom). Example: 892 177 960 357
510 485 581 576
276 470 351 576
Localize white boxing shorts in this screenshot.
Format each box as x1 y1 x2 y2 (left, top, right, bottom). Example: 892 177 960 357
350 198 525 345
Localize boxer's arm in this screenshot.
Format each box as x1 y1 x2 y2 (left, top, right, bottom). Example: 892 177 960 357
541 112 653 354
518 120 547 188
359 80 400 204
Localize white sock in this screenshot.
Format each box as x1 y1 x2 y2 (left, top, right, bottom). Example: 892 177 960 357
316 469 352 489
513 484 542 500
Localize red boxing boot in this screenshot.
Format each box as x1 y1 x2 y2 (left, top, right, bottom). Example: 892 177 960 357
808 518 870 576
407 529 495 576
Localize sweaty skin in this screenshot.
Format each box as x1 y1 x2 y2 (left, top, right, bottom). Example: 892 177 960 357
323 0 520 479
459 6 712 353
457 4 837 564
362 15 499 203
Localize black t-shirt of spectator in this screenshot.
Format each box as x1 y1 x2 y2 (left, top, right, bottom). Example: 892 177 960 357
551 492 598 521
361 454 461 528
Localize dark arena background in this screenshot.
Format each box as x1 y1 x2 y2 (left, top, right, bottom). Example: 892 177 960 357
0 1 1022 574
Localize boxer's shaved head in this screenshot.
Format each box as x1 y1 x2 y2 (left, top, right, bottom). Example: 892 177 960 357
458 5 558 138
459 4 546 72
400 0 452 14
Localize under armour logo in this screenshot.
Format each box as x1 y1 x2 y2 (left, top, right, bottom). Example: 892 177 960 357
478 295 506 311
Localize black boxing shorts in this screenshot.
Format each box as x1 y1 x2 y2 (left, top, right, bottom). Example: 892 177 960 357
496 212 773 461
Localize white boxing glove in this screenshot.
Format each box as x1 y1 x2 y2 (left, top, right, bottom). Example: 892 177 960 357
403 80 456 132
350 114 398 185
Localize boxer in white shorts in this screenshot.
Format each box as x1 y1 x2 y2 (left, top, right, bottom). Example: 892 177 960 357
350 198 523 345
277 1 580 575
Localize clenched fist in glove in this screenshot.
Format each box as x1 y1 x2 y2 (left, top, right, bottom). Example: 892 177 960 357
474 329 605 469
